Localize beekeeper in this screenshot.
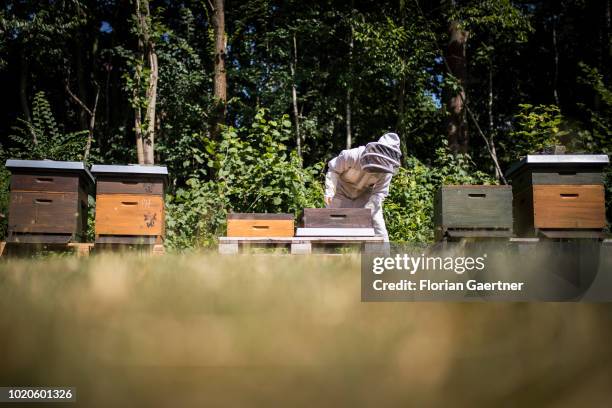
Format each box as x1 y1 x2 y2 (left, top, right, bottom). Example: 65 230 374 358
324 133 402 241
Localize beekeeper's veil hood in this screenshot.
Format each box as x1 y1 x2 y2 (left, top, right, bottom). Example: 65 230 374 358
360 133 402 173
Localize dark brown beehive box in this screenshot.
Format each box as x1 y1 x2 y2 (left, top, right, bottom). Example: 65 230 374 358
91 164 168 244
506 154 609 237
434 185 513 241
302 208 373 228
5 159 94 243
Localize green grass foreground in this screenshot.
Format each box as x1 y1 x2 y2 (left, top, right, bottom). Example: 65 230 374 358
1 254 612 406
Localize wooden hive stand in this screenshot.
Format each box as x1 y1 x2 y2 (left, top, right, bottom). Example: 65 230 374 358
218 236 384 255
91 164 168 251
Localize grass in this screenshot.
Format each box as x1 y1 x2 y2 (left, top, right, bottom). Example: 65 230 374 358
0 253 611 406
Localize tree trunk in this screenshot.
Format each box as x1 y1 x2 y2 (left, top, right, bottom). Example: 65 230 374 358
488 61 501 180
134 0 157 164
346 23 354 149
211 0 227 139
290 32 301 159
552 19 560 106
144 49 158 164
446 20 469 153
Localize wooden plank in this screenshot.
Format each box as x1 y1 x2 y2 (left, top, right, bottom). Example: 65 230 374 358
6 234 73 244
10 173 80 193
302 208 372 228
227 219 294 237
295 227 375 237
219 236 383 243
95 194 164 236
227 213 294 220
509 238 540 243
537 229 607 239
533 185 605 229
445 229 513 238
0 242 5 257
95 235 160 244
96 176 165 195
8 191 79 234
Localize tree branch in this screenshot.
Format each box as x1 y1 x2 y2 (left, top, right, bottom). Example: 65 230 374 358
65 82 93 116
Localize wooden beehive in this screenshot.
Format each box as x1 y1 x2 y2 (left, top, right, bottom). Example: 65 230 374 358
226 213 294 237
91 164 168 244
302 208 372 228
434 185 513 240
506 154 609 237
5 159 94 243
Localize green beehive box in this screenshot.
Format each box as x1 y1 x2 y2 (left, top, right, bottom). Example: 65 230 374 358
434 185 513 241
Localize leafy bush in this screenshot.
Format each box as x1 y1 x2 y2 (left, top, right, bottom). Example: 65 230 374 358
0 166 9 240
165 109 324 249
577 63 612 154
0 92 90 240
384 146 496 243
6 91 88 161
508 104 564 160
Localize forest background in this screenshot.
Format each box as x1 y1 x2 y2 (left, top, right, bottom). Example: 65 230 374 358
0 0 610 248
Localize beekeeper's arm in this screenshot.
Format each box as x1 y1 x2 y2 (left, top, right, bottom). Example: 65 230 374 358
324 149 359 205
364 173 392 211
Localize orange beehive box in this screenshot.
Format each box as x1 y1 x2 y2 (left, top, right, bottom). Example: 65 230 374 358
91 164 168 244
227 213 294 237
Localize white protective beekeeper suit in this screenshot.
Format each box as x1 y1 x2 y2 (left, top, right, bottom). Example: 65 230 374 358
324 133 402 241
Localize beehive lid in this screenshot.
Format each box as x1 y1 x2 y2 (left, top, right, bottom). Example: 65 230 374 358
5 159 95 185
91 164 169 182
505 154 609 178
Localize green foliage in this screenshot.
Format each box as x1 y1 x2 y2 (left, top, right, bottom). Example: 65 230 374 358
165 178 228 249
577 63 612 154
507 104 564 160
6 91 88 161
385 146 495 243
165 109 324 249
0 166 9 240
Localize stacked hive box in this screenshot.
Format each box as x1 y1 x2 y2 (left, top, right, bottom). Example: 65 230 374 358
434 185 513 241
296 208 374 236
505 155 609 238
91 164 168 244
226 213 294 237
5 159 94 243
